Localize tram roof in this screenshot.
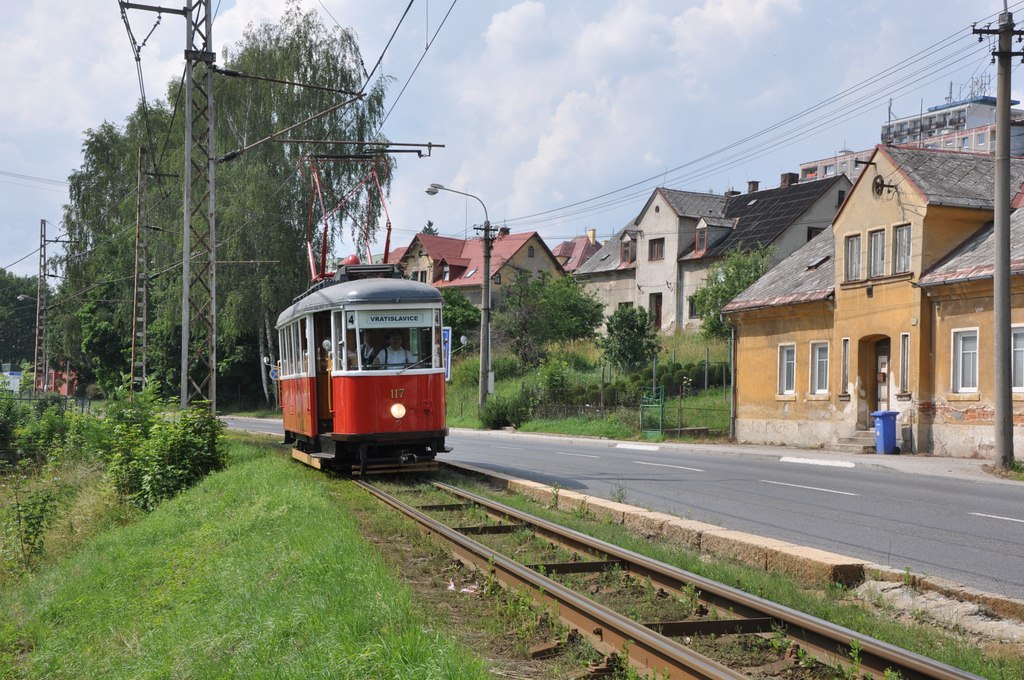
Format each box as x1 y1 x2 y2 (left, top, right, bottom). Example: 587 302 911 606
276 277 442 327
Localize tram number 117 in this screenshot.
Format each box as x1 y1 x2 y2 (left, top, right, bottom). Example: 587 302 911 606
390 388 405 399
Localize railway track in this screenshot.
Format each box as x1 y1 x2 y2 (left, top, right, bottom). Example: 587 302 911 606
357 477 981 680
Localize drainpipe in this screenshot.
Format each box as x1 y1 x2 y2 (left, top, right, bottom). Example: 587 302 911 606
721 312 737 440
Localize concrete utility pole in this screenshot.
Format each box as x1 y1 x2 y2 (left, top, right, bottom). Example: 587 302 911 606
975 11 1021 470
120 0 218 411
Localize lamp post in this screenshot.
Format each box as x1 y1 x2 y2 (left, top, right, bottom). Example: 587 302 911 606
425 183 493 409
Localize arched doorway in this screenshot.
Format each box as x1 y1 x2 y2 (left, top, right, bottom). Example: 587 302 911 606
858 335 891 427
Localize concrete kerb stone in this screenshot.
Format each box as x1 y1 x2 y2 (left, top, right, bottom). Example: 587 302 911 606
585 497 634 524
768 545 866 587
865 562 1024 622
662 519 722 551
623 510 681 537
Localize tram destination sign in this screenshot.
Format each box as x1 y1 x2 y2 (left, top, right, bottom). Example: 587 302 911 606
357 310 430 328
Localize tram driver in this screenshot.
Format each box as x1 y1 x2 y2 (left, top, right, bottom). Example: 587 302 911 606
373 331 417 369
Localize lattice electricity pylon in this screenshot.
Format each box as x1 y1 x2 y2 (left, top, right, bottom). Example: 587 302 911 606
180 0 217 410
33 219 48 395
130 146 150 391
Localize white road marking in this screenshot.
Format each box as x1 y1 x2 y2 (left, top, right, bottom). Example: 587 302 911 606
759 480 859 496
780 456 855 468
490 445 523 450
634 461 703 472
616 443 659 451
555 452 600 459
970 512 1024 524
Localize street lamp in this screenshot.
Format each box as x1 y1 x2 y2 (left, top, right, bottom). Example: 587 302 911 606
425 183 493 409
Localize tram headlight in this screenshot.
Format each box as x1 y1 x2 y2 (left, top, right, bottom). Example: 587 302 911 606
390 403 407 419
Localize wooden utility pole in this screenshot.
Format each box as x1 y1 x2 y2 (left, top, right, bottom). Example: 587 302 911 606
975 10 1022 470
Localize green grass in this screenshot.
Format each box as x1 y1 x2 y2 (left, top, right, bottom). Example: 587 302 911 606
518 415 634 439
0 439 490 679
446 473 1024 679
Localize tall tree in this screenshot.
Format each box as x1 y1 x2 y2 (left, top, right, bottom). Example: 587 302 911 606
421 220 438 236
0 270 38 367
691 247 774 340
52 2 389 404
440 288 480 346
493 270 604 365
598 306 660 373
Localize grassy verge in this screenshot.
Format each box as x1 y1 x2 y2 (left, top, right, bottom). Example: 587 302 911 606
442 470 1024 679
0 437 490 679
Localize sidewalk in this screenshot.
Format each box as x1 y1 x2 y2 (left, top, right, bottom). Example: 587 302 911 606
451 427 1015 484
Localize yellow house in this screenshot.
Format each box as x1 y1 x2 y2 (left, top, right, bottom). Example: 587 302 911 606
724 145 1024 458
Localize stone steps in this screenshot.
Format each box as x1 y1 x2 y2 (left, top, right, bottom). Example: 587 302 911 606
833 429 877 454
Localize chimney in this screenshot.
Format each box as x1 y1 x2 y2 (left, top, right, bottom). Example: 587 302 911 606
747 180 759 193
586 228 597 245
724 188 741 197
780 172 799 188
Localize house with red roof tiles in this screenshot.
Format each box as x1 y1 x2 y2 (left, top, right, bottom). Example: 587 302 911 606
723 145 1024 459
389 229 565 307
552 230 602 273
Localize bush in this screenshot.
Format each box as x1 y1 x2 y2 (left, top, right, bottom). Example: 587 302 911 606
451 357 480 389
107 404 224 511
491 354 525 381
58 412 109 465
0 391 26 445
14 406 68 465
540 358 571 402
479 389 535 430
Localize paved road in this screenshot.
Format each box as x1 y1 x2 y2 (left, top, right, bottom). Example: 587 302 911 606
222 416 1024 601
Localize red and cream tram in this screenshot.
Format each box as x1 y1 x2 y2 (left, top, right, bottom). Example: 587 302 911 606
276 262 447 474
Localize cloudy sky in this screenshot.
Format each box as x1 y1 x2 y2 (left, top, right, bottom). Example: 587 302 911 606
1 0 1018 278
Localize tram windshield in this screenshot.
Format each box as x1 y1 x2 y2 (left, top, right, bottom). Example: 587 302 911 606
332 308 442 371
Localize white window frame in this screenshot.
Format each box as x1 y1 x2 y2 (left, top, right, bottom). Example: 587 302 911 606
868 229 885 278
899 332 910 394
1013 325 1024 391
810 342 829 395
844 234 861 282
952 328 978 393
778 344 796 395
893 224 911 274
840 337 850 395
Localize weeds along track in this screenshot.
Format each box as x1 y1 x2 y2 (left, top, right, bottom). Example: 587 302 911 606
357 478 980 680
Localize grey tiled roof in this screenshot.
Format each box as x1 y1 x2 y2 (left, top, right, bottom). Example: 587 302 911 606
917 211 1024 286
575 221 635 275
659 188 728 218
723 227 835 313
882 146 1024 209
700 176 847 259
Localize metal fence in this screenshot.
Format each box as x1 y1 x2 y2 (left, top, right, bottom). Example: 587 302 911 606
2 394 93 414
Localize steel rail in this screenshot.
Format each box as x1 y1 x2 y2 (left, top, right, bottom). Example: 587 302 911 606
356 479 745 680
433 481 981 680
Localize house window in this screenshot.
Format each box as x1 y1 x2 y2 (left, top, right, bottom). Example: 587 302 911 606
688 296 697 319
621 238 636 263
618 301 633 310
893 224 911 274
492 273 501 285
807 227 824 242
844 234 861 281
840 337 850 395
1013 326 1024 390
648 238 665 261
837 189 846 207
810 342 829 394
952 329 978 393
977 132 987 146
442 265 450 281
899 333 911 394
868 229 885 278
825 163 836 176
778 344 796 395
528 245 536 258
696 227 707 254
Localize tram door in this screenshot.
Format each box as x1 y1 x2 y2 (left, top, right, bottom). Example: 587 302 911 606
314 312 333 431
